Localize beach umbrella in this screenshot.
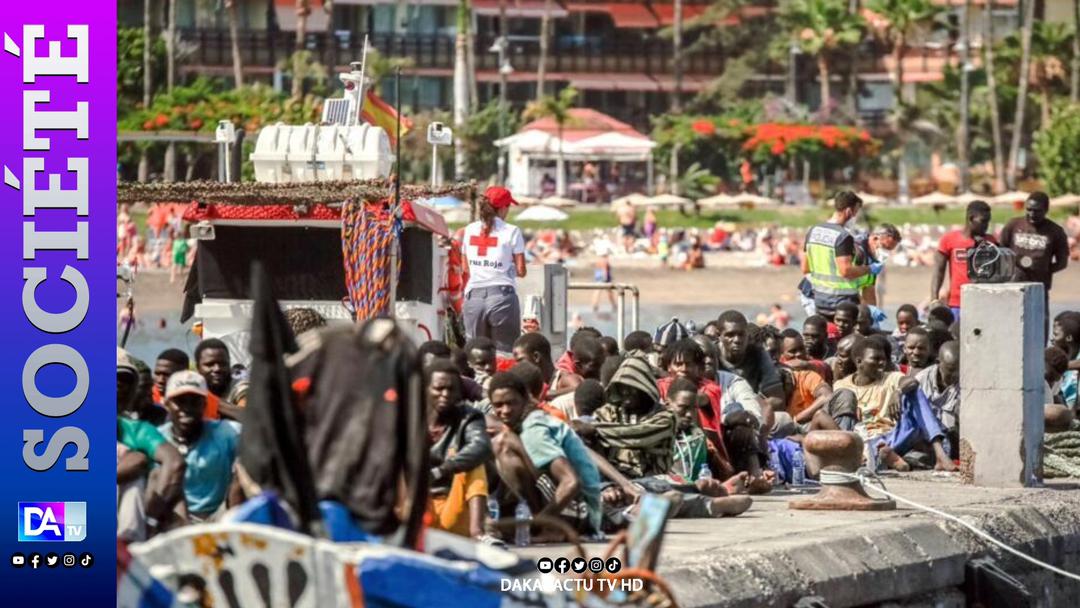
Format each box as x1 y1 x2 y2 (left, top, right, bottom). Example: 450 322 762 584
991 191 1029 206
953 191 986 206
515 205 569 222
442 208 471 224
612 192 649 207
540 195 579 208
646 193 694 207
855 191 888 205
729 192 779 208
1050 194 1080 208
420 195 464 209
912 191 957 206
698 193 737 208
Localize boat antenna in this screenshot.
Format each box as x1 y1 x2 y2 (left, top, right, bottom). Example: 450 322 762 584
393 65 402 212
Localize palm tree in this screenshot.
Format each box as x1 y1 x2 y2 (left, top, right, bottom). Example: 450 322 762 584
984 8 1006 192
536 0 552 100
139 0 154 183
323 0 336 87
523 87 578 196
781 0 864 117
226 0 244 87
165 0 177 181
1073 0 1079 102
957 0 971 191
866 0 940 107
1007 0 1035 189
292 0 310 99
453 0 471 179
1029 22 1071 130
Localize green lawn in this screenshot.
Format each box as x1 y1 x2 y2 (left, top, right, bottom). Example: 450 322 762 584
126 203 1076 236
503 205 1075 231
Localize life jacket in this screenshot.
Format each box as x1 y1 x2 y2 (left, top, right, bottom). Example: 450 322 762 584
443 237 466 315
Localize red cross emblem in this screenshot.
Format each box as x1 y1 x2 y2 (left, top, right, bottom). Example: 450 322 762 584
469 234 499 256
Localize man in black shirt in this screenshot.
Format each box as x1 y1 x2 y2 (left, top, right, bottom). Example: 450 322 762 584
715 310 785 413
1000 192 1069 339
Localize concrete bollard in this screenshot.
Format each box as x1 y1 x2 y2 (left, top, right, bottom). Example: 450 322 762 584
959 283 1045 487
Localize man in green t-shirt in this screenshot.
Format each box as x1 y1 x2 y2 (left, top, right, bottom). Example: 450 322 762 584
118 349 185 539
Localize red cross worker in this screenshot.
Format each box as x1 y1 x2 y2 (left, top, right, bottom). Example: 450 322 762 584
460 187 527 353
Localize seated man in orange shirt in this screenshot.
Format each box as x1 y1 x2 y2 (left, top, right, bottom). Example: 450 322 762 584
425 361 492 539
771 367 841 440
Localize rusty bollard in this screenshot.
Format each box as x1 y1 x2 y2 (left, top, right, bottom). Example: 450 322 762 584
789 431 895 511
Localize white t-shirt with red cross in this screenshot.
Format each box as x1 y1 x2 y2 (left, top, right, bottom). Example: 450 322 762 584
461 218 525 294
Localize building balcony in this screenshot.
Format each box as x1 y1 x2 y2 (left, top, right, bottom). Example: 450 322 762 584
175 28 726 78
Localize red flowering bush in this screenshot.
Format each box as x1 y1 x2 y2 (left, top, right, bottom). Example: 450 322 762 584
741 123 878 163
119 78 323 134
691 119 716 136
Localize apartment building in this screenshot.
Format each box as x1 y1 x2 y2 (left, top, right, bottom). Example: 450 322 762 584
119 0 1068 129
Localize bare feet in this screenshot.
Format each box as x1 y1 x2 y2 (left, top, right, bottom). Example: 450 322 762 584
660 490 685 518
708 495 752 517
748 471 775 495
934 458 957 472
721 472 749 495
694 477 727 497
878 445 910 472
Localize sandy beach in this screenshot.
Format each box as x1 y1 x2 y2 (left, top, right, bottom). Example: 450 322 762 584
127 256 1080 340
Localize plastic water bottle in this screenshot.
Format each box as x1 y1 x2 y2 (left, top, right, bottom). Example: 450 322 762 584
791 448 806 486
697 463 713 481
514 500 532 547
487 496 500 523
769 448 784 485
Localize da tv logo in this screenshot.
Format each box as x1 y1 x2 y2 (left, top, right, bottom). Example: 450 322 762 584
18 502 86 542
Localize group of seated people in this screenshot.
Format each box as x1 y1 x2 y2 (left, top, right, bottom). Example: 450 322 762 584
116 303 1080 547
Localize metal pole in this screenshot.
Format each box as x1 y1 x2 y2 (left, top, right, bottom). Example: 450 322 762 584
958 0 971 192
498 0 508 184
230 129 245 183
630 286 639 332
616 286 625 351
431 144 439 188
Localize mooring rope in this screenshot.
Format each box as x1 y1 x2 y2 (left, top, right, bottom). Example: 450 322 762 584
818 469 1080 583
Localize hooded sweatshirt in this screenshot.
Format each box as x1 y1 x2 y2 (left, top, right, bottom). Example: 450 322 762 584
592 356 676 478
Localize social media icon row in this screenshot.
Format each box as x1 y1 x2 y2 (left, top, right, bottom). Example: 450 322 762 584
536 556 621 574
10 552 92 569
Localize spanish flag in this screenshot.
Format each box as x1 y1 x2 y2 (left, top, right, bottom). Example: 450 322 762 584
361 89 413 148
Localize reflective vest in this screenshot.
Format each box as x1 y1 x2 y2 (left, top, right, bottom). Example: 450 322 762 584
805 223 861 312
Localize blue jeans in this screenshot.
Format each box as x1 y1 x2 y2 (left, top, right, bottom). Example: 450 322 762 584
868 389 949 469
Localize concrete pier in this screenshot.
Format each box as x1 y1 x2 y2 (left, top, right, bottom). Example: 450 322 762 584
513 475 1080 607
959 283 1045 487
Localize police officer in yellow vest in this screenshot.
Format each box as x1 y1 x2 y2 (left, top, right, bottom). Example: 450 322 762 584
800 191 883 319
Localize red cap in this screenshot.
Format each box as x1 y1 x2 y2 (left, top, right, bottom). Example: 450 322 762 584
485 186 519 209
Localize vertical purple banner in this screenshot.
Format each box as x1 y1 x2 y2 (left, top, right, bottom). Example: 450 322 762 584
0 4 116 606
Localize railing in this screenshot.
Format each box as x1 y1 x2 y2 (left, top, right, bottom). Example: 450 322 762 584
177 29 457 71
177 29 726 76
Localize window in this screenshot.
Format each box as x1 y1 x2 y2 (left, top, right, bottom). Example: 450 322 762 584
857 81 895 112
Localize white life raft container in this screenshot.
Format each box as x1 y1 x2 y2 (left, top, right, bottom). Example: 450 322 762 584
251 122 393 184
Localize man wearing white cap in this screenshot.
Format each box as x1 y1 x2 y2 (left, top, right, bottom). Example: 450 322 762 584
117 348 185 540
159 371 242 524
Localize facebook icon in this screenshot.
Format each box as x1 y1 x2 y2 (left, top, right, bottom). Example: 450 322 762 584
18 502 86 542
